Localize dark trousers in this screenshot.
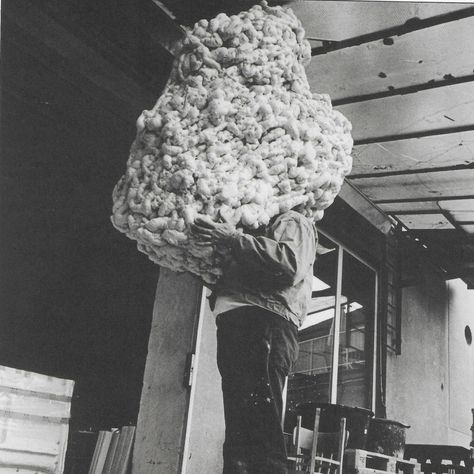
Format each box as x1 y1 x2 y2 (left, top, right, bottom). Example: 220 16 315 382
216 306 299 474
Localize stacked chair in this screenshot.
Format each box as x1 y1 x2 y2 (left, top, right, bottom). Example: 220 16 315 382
288 408 348 474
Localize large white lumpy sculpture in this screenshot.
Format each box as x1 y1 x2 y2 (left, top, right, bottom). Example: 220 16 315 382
111 2 353 283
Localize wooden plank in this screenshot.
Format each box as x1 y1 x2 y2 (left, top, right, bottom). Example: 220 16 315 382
293 1 467 42
352 131 474 174
350 131 474 176
395 213 455 230
439 199 474 212
337 82 474 142
307 17 474 100
460 224 474 234
439 199 474 222
352 169 474 202
448 211 474 222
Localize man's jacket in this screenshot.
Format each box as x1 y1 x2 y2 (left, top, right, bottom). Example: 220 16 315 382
214 210 318 327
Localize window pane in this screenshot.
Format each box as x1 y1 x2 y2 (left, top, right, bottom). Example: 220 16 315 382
285 234 338 425
337 251 376 409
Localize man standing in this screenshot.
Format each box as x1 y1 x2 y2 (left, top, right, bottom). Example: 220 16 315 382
192 209 317 474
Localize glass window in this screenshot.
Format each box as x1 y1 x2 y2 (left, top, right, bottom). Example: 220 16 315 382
285 234 338 415
284 232 378 427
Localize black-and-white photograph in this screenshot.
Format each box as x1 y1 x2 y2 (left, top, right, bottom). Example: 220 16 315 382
1 0 474 472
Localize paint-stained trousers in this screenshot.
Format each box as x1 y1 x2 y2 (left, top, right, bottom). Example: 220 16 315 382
216 306 299 474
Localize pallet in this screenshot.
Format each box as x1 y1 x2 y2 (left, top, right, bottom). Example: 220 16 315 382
397 458 422 474
344 449 421 474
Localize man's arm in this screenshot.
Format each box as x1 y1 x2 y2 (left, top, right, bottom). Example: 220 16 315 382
191 213 317 286
232 214 316 286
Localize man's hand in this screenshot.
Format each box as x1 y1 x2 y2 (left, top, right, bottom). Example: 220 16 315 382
191 217 238 250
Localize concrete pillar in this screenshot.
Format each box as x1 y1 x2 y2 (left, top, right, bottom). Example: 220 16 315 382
132 268 204 473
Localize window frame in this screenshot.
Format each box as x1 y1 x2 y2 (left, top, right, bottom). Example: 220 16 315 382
294 228 379 412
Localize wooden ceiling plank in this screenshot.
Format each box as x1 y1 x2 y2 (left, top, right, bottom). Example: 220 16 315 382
396 213 455 230
352 169 474 203
438 199 474 222
307 16 474 100
337 82 474 142
449 212 474 222
438 199 474 212
350 130 474 176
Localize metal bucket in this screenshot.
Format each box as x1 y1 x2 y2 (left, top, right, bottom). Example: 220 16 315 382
366 417 410 458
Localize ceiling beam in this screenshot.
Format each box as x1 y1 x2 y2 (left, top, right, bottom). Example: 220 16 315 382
354 124 474 146
333 74 474 107
349 162 474 179
337 181 392 234
311 6 474 55
387 214 474 227
374 195 474 205
388 210 442 216
147 0 186 56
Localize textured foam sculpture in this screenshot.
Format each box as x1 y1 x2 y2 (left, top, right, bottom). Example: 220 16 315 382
111 2 353 283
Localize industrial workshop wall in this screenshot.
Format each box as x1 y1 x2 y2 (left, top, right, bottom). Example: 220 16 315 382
446 279 474 446
385 270 474 446
385 268 449 444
